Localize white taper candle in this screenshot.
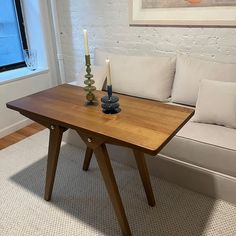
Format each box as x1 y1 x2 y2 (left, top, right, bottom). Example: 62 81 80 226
106 59 112 86
83 29 89 55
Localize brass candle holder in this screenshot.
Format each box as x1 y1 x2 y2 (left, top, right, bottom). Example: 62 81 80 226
84 55 97 105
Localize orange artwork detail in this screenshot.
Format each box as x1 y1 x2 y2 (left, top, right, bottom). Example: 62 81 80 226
186 0 202 4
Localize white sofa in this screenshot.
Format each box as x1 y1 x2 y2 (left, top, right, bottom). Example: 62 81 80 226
64 49 236 204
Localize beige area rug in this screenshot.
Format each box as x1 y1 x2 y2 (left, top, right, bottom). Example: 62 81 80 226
1 130 236 236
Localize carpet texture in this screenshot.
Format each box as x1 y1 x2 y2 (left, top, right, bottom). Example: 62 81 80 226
0 130 236 236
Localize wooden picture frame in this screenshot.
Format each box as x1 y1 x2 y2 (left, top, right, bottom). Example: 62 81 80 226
129 0 236 26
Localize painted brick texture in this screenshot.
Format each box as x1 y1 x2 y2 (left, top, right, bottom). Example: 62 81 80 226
56 0 236 82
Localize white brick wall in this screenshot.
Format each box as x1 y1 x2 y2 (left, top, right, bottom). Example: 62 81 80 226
56 0 236 82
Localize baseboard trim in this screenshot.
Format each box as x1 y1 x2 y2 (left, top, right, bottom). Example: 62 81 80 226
0 119 33 138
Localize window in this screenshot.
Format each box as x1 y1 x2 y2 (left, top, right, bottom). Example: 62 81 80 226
0 0 28 72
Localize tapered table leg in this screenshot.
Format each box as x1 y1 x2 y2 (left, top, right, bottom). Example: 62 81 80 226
83 148 93 171
94 144 132 236
44 125 64 201
133 149 155 207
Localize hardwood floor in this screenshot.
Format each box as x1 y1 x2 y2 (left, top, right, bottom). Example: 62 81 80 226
0 123 45 150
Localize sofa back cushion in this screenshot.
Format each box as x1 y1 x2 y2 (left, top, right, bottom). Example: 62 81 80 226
171 55 236 106
94 49 176 102
192 79 236 129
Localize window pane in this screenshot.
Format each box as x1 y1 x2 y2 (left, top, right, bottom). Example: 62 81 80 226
0 0 24 67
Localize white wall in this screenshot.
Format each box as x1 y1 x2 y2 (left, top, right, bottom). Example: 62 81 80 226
0 0 59 137
0 73 50 137
56 0 236 83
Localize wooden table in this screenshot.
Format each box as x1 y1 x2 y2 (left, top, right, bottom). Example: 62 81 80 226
7 84 194 236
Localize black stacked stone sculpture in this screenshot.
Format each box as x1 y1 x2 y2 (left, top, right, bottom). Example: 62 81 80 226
101 85 121 114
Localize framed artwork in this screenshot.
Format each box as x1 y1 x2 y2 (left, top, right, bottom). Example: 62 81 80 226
129 0 236 26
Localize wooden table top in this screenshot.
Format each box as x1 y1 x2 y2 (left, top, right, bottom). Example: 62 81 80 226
7 84 194 155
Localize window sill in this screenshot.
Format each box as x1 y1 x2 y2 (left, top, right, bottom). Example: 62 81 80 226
0 67 49 85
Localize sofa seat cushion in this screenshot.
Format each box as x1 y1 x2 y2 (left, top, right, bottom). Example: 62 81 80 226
161 121 236 177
